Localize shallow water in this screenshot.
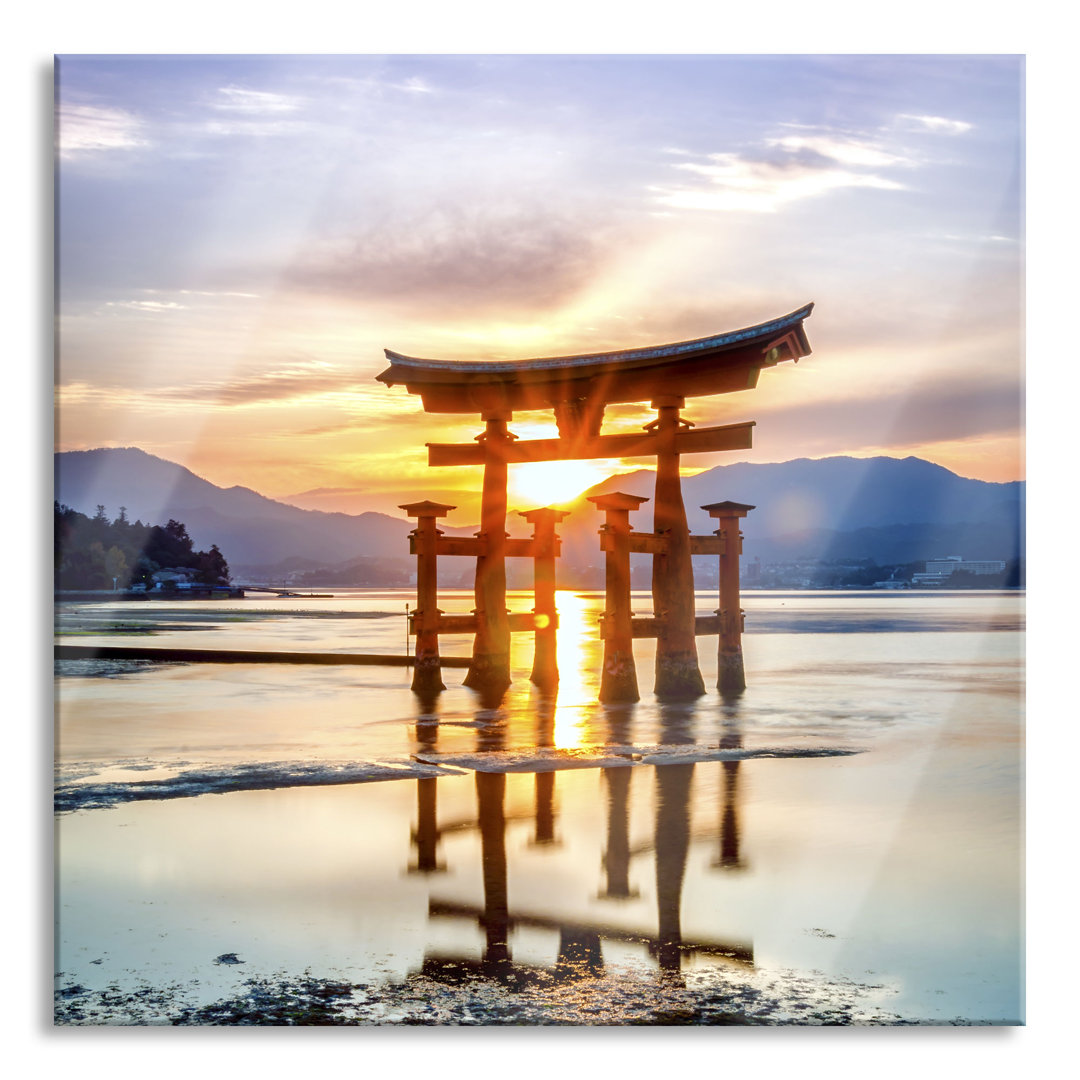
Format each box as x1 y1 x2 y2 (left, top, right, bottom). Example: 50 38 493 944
53 589 1024 1025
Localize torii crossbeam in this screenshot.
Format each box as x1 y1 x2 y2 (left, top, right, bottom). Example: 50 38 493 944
377 303 813 699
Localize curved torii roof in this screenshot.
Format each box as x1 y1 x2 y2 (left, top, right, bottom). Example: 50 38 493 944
376 303 813 416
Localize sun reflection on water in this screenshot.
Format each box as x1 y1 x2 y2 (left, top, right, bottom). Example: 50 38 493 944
550 590 602 750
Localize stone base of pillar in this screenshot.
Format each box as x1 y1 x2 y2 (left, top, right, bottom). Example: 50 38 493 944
463 654 511 698
600 651 640 704
717 649 746 694
530 643 559 692
651 941 684 974
530 667 559 693
654 651 706 700
411 657 446 695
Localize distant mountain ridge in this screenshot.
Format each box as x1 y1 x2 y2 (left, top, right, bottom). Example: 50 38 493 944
559 454 1024 567
54 448 430 570
54 447 1024 577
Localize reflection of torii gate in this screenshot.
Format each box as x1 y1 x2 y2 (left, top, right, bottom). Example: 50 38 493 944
423 764 753 981
378 303 813 700
409 703 754 981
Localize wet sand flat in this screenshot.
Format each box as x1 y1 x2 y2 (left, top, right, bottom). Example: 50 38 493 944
54 589 1024 1025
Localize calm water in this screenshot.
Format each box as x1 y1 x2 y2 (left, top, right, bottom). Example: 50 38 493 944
54 589 1024 1025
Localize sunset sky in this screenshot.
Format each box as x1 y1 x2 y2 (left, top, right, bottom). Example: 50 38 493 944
55 53 1024 523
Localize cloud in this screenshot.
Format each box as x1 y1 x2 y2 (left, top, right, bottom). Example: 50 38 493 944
212 86 303 113
184 85 311 139
57 103 148 157
131 289 261 302
293 422 364 438
765 134 910 169
396 77 436 95
57 362 424 413
104 300 187 313
748 374 1021 454
286 203 608 316
651 124 925 214
279 485 369 498
654 151 906 213
290 408 435 436
935 233 1017 246
199 119 305 138
309 73 441 98
156 363 365 407
173 290 261 299
898 114 974 135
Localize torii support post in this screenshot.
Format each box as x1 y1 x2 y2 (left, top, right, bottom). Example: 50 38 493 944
598 766 637 900
589 492 649 703
400 500 456 696
703 501 755 693
518 507 569 692
651 397 706 700
476 770 512 975
408 778 446 874
463 417 513 698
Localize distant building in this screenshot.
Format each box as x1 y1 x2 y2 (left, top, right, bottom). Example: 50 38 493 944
912 555 1007 586
150 567 198 588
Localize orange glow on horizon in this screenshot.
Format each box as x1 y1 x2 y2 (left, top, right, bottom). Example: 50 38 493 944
509 459 622 510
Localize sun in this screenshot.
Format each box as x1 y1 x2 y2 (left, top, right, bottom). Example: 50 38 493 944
509 460 618 509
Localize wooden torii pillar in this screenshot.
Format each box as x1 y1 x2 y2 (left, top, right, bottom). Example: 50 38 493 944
590 496 756 699
589 492 649 703
400 500 456 695
651 396 706 700
703 501 754 693
462 416 514 697
518 506 569 691
402 496 569 699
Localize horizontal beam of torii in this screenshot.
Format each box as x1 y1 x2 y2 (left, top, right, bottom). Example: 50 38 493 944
428 899 754 966
426 420 754 467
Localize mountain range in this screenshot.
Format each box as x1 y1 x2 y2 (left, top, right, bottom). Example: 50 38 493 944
54 447 1024 581
558 455 1025 569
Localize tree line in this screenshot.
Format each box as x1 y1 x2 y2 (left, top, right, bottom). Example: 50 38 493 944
54 503 230 591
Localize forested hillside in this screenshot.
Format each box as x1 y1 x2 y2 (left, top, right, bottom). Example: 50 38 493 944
54 503 230 590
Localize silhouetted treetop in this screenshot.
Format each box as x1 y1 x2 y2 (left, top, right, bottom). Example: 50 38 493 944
54 502 231 590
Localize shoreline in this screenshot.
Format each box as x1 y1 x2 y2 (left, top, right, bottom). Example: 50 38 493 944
56 962 957 1027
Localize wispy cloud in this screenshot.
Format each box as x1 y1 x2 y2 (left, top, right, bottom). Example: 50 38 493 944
765 134 910 168
935 233 1017 245
57 103 149 158
188 85 310 138
898 114 973 135
174 289 261 299
138 289 261 300
58 361 421 412
200 118 305 138
311 73 441 98
752 373 1021 453
396 76 436 95
161 362 362 406
212 85 303 114
95 292 259 317
286 204 608 315
105 300 186 313
654 150 905 213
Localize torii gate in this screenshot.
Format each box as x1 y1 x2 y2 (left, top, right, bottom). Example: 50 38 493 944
377 303 813 700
